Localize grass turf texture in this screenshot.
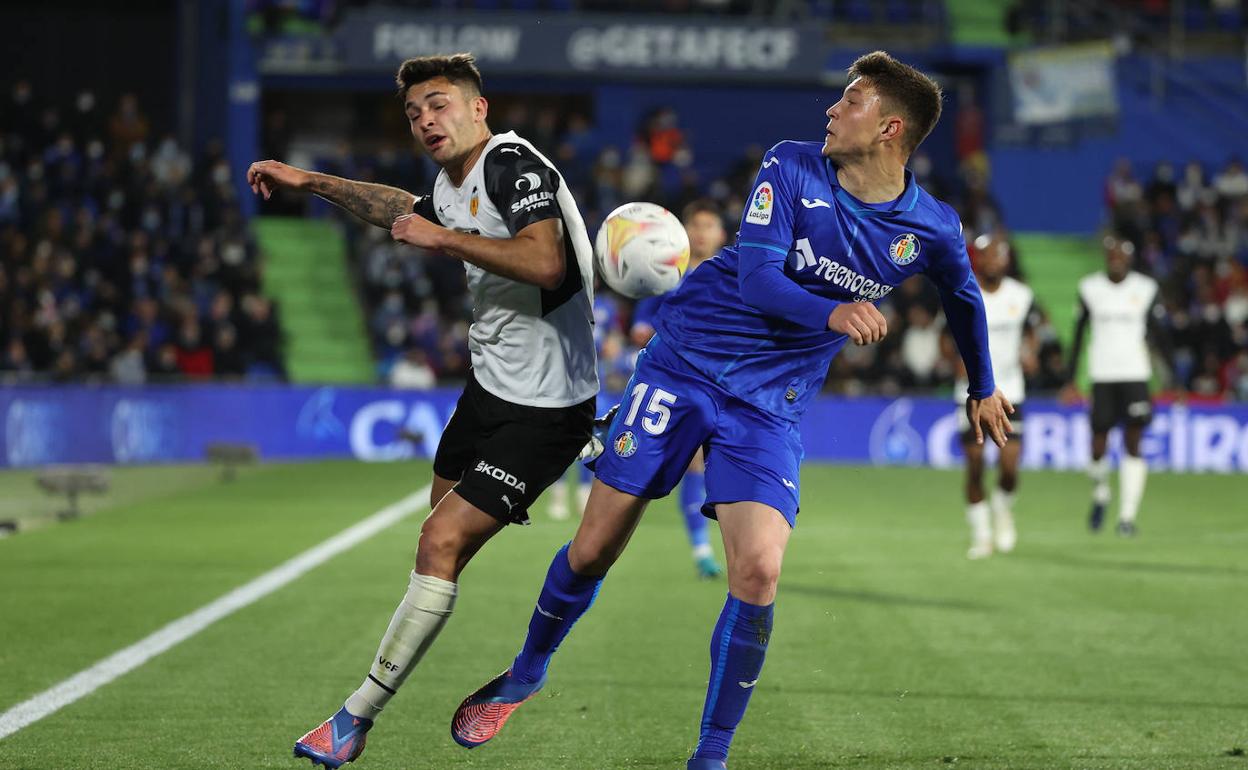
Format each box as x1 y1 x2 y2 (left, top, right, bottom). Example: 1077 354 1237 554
0 460 1244 769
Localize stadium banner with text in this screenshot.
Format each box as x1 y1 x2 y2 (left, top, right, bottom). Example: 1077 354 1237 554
259 9 828 83
2 387 1247 473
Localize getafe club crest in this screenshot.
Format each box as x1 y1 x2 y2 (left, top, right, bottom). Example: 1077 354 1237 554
614 431 638 458
889 233 921 265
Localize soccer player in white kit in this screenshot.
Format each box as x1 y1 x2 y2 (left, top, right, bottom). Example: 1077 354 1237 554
248 54 600 767
1063 235 1167 536
957 232 1035 558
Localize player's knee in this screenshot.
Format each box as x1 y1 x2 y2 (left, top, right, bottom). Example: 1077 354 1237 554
415 518 466 577
567 537 618 577
729 556 782 602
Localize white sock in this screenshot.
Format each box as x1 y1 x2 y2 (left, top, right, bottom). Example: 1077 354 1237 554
990 488 1015 521
692 543 714 561
1088 457 1111 505
344 571 457 719
1119 455 1148 523
990 488 1017 551
966 501 991 543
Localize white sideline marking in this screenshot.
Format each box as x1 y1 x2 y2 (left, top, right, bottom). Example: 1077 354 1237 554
0 485 433 741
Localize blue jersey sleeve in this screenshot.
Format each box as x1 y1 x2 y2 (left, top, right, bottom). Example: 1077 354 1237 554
924 218 995 399
735 144 840 330
736 145 797 252
738 244 840 330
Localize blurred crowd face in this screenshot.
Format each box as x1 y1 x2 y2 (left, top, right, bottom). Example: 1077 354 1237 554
1103 236 1135 281
404 76 489 169
684 210 726 266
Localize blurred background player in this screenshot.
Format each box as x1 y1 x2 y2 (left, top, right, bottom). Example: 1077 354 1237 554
957 231 1036 559
628 199 728 578
1063 235 1170 536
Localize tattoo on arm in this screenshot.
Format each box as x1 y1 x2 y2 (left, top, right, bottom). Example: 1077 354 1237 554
306 173 415 229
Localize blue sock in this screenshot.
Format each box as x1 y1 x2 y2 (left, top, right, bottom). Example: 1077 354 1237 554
679 471 709 549
692 594 774 762
510 543 602 685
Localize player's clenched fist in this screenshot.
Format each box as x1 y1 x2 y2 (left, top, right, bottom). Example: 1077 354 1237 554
828 302 888 345
246 160 310 199
391 213 443 250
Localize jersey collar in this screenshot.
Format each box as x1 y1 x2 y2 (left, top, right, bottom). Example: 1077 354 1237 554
825 159 920 217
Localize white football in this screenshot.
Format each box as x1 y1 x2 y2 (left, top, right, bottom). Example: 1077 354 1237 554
595 202 690 299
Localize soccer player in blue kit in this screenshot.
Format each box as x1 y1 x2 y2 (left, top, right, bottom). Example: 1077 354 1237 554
451 51 1015 768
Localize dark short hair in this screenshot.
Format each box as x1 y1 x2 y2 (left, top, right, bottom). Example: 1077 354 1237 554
847 50 942 156
396 53 484 98
681 198 722 225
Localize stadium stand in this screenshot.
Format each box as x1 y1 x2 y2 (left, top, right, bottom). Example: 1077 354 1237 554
0 82 288 384
1108 157 1248 399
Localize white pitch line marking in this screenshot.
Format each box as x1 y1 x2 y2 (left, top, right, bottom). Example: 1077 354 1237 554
0 484 432 741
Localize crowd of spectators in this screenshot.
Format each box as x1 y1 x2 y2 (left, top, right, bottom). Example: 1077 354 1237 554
0 82 287 385
1105 156 1248 399
12 74 1245 403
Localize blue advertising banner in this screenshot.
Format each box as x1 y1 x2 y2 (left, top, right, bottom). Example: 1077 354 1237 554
259 10 830 84
2 386 1247 473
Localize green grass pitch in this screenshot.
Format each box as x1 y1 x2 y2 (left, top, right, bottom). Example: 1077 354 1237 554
0 460 1244 769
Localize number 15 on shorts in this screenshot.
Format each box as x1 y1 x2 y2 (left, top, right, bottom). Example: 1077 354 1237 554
624 383 676 435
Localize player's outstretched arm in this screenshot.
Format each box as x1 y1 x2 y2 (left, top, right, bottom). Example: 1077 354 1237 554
247 160 415 229
966 389 1015 448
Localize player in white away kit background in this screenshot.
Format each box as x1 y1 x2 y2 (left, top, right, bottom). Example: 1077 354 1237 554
956 232 1036 559
1063 235 1168 537
248 53 598 768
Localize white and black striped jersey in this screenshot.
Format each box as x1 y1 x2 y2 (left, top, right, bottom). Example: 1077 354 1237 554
415 131 598 408
1071 271 1160 383
956 276 1034 405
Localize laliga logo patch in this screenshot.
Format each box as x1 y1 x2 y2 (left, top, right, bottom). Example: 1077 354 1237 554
469 185 479 217
889 233 921 265
614 430 638 458
745 182 773 226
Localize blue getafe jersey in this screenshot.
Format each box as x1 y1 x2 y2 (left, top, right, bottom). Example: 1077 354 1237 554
656 140 994 421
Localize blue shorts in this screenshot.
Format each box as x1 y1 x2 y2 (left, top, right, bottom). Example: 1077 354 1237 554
594 336 804 527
